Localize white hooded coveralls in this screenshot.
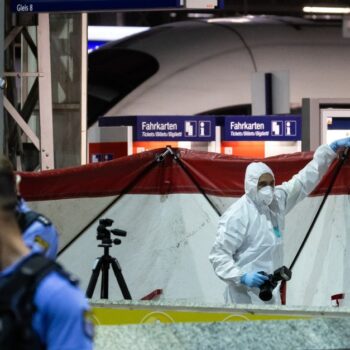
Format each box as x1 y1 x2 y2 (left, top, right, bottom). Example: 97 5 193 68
209 145 337 304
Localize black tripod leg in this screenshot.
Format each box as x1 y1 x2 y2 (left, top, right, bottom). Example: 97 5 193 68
100 258 110 299
86 258 103 298
110 258 132 299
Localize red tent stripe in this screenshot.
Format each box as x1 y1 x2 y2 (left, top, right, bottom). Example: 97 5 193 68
19 148 350 201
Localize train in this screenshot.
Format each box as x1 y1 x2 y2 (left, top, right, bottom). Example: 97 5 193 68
87 16 350 158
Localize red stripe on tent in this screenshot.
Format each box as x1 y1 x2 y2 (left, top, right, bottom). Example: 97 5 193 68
140 289 163 300
180 148 350 197
19 148 350 201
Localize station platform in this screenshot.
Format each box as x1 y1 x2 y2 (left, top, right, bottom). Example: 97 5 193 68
91 300 350 349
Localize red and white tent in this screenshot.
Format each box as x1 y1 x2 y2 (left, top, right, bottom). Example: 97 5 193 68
20 148 350 306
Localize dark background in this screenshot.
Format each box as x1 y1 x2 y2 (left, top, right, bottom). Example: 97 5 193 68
89 0 350 26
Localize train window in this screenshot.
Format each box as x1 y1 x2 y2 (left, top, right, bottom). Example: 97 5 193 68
88 48 159 126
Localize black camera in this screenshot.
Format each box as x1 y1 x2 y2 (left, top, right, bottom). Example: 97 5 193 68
96 218 127 246
258 266 292 301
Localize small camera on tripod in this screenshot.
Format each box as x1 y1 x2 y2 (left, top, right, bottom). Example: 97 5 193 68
86 217 132 300
96 218 127 246
258 266 292 301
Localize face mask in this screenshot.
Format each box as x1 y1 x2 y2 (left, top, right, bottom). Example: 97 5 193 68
258 186 274 206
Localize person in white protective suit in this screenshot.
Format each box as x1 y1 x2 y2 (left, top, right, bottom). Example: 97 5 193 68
209 137 350 305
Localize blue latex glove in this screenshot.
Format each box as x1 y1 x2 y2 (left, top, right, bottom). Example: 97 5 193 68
240 272 269 288
329 137 350 152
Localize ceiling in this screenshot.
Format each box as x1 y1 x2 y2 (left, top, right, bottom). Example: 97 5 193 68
89 0 350 26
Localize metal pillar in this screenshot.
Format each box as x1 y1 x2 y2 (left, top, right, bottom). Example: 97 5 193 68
3 96 39 148
50 13 83 168
4 8 86 170
251 71 290 116
37 14 54 170
3 9 55 170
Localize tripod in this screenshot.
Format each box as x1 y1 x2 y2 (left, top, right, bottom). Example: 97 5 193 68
86 219 132 299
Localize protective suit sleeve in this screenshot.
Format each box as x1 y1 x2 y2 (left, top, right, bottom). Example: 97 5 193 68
209 209 247 285
278 144 337 214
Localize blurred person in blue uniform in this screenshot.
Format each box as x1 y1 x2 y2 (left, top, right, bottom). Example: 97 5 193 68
0 156 58 259
0 160 94 349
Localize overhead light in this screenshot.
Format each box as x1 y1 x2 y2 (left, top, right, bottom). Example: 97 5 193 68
207 17 252 23
187 12 214 18
88 26 149 42
303 6 350 14
0 77 6 90
304 14 343 20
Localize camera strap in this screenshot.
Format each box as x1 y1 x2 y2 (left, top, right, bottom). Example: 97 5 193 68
289 147 349 271
279 148 349 305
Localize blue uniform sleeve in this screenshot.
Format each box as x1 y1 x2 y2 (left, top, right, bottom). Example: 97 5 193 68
17 198 31 213
33 272 94 350
18 199 59 259
23 221 59 260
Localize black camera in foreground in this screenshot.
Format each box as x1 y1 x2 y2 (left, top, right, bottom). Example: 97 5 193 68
96 218 127 245
259 266 292 301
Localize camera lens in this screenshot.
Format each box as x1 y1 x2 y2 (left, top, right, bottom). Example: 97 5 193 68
259 287 273 301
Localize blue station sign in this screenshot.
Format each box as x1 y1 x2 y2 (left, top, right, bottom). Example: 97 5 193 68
12 0 182 13
327 117 350 130
98 115 301 142
223 115 302 141
135 116 216 141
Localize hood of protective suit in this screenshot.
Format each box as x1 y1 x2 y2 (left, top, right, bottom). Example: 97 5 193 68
244 162 275 205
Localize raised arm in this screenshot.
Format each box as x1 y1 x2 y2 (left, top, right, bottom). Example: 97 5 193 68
278 144 339 214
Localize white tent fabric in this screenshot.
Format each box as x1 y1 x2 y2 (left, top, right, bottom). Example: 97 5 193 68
286 195 350 307
55 194 224 301
31 194 347 306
